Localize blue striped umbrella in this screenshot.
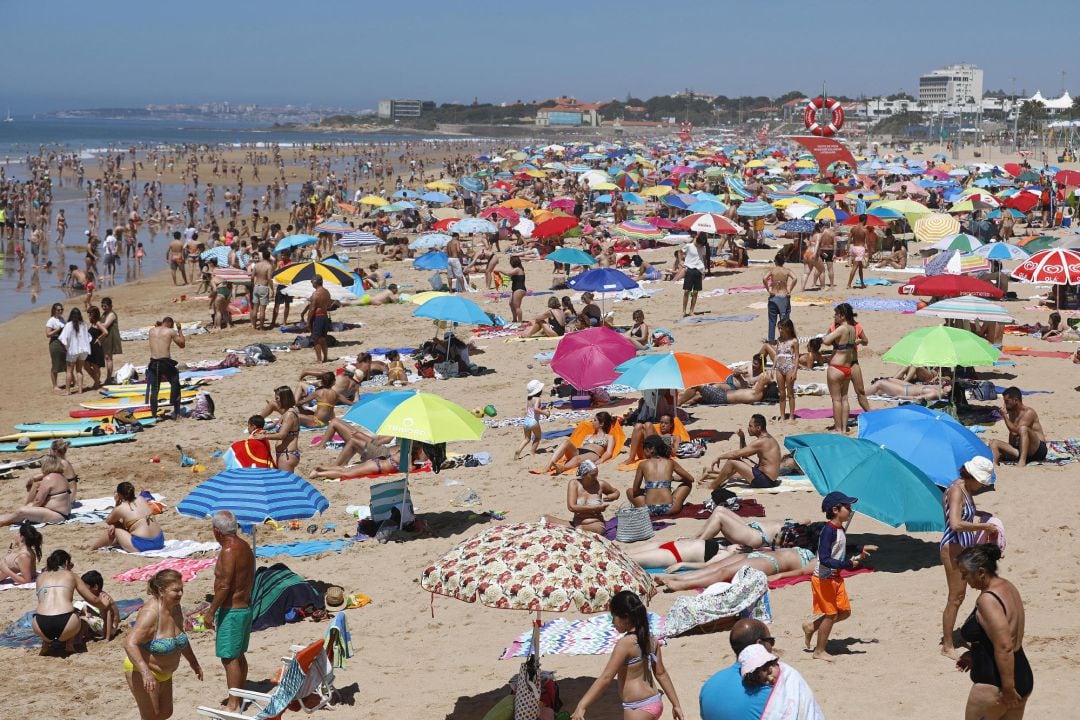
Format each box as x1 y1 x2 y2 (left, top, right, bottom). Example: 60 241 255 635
313 220 352 234
199 245 232 267
177 468 329 532
274 234 318 254
736 199 775 217
336 231 381 247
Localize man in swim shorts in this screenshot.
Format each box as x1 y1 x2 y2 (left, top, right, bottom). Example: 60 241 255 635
988 386 1047 466
307 276 333 363
703 414 781 490
203 511 255 713
249 250 273 330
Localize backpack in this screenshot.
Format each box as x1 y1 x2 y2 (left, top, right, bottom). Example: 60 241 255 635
192 393 215 420
970 380 997 401
245 343 276 363
776 521 815 550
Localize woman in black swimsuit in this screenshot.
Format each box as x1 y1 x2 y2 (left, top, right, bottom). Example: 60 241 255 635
523 297 565 338
494 255 526 322
956 543 1033 719
33 549 104 654
627 309 650 350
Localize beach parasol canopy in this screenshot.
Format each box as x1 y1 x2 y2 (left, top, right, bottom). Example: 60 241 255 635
803 206 849 223
342 390 485 444
412 251 449 271
567 268 639 293
274 234 319 254
546 247 597 266
915 296 1014 324
614 221 664 240
777 219 816 234
281 281 358 303
177 468 330 533
736 199 775 217
973 242 1030 261
409 233 453 251
532 216 580 239
897 274 1004 299
312 220 352 235
676 213 740 235
1011 249 1080 285
881 326 1001 367
615 351 732 391
452 217 498 235
551 326 637 391
931 233 983 252
272 260 354 287
336 231 382 248
913 213 961 242
783 434 945 532
857 405 992 488
412 295 491 325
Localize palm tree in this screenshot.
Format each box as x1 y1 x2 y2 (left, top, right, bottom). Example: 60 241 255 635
1018 100 1047 132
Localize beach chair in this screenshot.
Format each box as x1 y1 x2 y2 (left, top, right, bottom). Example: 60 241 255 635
567 418 627 461
195 639 335 719
369 476 414 525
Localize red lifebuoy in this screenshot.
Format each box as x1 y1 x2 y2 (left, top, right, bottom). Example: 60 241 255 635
803 97 845 137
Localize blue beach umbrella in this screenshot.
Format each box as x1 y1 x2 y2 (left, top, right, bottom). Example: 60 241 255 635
686 199 728 214
392 189 422 199
412 294 491 325
736 199 776 217
274 234 318 254
421 191 453 203
567 267 639 293
594 194 613 204
460 177 485 192
453 217 498 234
413 251 449 270
547 247 597 266
409 233 453 251
200 245 232 267
614 352 733 391
784 434 946 532
857 405 992 488
973 242 1030 261
177 467 329 535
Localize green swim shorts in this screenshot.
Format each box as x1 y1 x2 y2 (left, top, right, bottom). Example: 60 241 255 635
215 606 253 660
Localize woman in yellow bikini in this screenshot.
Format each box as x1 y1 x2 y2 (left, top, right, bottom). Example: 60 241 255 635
294 372 343 427
544 411 618 475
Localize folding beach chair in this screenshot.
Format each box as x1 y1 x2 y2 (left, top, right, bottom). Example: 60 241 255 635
369 476 414 525
195 639 335 719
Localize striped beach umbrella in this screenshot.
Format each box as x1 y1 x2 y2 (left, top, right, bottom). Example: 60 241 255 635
1011 249 1080 285
735 199 776 217
272 260 354 286
931 233 983 252
803 206 850 223
313 220 352 234
973 242 1030 261
336 231 382 247
913 213 961 243
916 296 1014 324
177 468 329 533
677 213 740 235
614 221 664 240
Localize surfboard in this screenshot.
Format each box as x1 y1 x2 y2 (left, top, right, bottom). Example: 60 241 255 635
3 419 156 441
79 394 196 410
0 434 135 453
100 386 203 399
67 408 158 419
13 418 155 432
0 456 45 472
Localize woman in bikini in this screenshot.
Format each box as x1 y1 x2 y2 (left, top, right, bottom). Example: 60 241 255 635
93 482 165 553
542 460 620 535
544 411 617 474
0 521 43 585
0 456 73 526
522 296 566 338
654 546 823 592
262 385 303 472
311 443 426 480
628 435 693 518
32 549 104 655
764 318 800 422
125 569 203 720
627 309 650 350
571 590 684 720
294 372 343 427
25 439 81 503
823 302 858 433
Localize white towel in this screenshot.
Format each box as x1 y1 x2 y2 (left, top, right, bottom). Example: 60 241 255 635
0 581 35 591
113 539 220 558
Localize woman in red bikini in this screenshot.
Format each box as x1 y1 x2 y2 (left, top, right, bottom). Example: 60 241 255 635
823 303 857 434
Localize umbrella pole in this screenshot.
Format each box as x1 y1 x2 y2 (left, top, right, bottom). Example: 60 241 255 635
532 609 542 665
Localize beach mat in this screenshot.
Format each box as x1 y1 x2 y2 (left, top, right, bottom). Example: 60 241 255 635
1001 347 1073 359
769 566 873 590
114 558 217 584
0 599 143 650
254 539 354 558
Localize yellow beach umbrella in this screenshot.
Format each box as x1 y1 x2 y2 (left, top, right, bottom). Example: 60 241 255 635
639 186 672 198
590 182 619 191
359 195 389 206
407 291 451 305
425 180 456 191
524 169 548 178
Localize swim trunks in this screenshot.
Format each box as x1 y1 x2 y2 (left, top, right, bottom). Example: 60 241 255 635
811 575 850 616
311 314 330 339
751 465 779 489
215 607 253 659
699 385 727 405
251 284 271 307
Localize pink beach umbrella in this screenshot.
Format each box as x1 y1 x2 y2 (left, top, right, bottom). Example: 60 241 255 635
550 327 638 391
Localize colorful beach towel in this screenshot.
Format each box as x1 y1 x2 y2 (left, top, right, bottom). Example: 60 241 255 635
500 612 666 659
114 557 217 584
1001 346 1073 359
0 599 143 650
677 314 757 324
768 566 873 590
838 297 918 312
251 563 323 632
665 566 772 637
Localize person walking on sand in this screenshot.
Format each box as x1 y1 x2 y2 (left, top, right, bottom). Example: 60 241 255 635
167 231 188 285
100 297 123 384
681 233 707 317
446 232 466 293
764 251 796 343
308 276 332 363
147 317 186 418
514 379 550 460
202 511 254 714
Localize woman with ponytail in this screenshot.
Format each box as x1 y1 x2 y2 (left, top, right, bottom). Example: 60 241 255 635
571 590 683 719
32 549 104 653
0 521 43 585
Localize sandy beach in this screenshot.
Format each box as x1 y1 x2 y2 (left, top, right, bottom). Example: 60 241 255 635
0 141 1078 720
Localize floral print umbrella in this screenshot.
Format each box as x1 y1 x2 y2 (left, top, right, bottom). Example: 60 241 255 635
420 522 655 614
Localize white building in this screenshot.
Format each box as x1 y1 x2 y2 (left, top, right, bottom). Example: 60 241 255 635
377 99 422 119
919 64 984 112
1026 90 1074 113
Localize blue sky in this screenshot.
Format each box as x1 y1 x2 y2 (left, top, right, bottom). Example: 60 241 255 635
7 0 1080 111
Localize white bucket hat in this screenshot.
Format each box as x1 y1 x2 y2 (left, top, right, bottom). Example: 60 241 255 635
963 456 995 485
738 644 778 677
526 379 544 397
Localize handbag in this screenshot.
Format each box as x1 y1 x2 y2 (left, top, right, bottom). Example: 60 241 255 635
512 657 541 720
615 505 655 543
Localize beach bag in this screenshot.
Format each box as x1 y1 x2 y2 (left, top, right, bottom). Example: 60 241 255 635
245 343 276 363
511 658 541 720
776 521 814 550
115 363 138 384
970 381 997 401
615 505 654 543
676 438 707 459
192 393 215 420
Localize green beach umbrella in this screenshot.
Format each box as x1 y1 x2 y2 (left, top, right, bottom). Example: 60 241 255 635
881 326 1000 368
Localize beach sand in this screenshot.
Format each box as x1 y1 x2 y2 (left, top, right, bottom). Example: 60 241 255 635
0 143 1077 719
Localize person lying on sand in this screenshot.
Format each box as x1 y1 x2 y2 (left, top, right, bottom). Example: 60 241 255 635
653 546 820 592
692 507 814 549
311 444 426 480
866 377 950 401
679 373 769 407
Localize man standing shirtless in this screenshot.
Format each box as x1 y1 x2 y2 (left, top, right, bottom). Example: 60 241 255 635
167 231 188 285
704 414 781 490
147 317 186 418
249 251 273 330
446 232 465 293
203 511 255 713
308 276 332 363
819 222 837 288
989 386 1047 466
764 252 797 343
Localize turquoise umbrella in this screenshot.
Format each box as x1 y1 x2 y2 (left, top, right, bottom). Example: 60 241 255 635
784 434 945 532
546 247 597 266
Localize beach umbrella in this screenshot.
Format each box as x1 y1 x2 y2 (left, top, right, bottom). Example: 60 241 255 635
783 435 945 532
567 268 639 293
392 189 422 199
501 198 536 209
1004 193 1039 213
945 252 992 276
677 213 740 235
803 206 850 223
1054 169 1080 187
551 326 637 391
1011 249 1080 285
614 221 664 240
914 213 961 243
274 234 319 254
406 291 450 306
840 214 888 228
916 296 1014 323
546 247 597 266
177 467 330 545
412 251 449 271
867 207 904 221
736 199 775 217
421 191 453 204
931 233 983 252
336 231 382 247
343 390 485 443
273 261 353 286
533 216 580 239
858 405 992 488
460 177 485 192
412 295 491 325
199 245 232 268
515 218 536 238
800 183 836 195
409 233 453 251
686 199 729 214
777 219 816 234
973 242 1030 261
281 281 358 303
614 352 732 391
500 612 665 660
312 220 352 235
452 217 498 234
881 326 1000 367
898 274 1003 299
420 522 655 662
358 195 389 206
479 206 519 223
425 180 456 191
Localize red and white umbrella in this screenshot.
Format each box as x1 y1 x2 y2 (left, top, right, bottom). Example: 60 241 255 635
676 212 740 235
1011 249 1080 285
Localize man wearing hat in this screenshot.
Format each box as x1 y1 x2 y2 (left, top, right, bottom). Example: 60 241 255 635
700 618 823 719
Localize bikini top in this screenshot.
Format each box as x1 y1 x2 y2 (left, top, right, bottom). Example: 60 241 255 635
143 602 190 656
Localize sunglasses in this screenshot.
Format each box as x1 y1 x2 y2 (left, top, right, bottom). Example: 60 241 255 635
761 637 776 645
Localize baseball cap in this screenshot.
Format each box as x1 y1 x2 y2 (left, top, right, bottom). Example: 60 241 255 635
821 491 858 513
738 644 778 677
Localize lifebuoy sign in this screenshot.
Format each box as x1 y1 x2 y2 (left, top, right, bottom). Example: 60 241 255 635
791 136 858 174
803 97 845 136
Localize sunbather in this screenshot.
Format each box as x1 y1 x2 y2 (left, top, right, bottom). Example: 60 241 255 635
299 365 359 404
625 414 680 464
314 417 395 466
541 460 620 535
679 372 770 406
25 439 80 503
628 435 694 517
311 443 426 480
0 521 43 585
294 372 345 427
33 549 104 655
262 386 303 472
92 482 165 553
0 456 73 526
544 412 618 474
867 377 950 401
655 546 820 592
693 506 812 549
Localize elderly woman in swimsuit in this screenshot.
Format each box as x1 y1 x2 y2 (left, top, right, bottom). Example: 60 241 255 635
0 521 43 585
125 569 203 720
823 303 858 433
544 411 617 474
93 481 165 553
542 460 620 535
0 456 73 526
650 545 820 592
26 439 80 503
628 435 693 518
32 549 104 655
262 386 302 472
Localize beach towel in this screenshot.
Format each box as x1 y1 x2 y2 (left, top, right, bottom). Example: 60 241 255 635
485 409 592 430
994 386 1053 396
251 563 323 632
860 277 893 286
321 462 432 483
761 663 826 720
114 539 220 559
0 580 35 591
224 437 277 469
677 314 757 324
541 428 574 440
500 612 665 660
1041 439 1080 465
325 612 354 669
0 599 143 650
732 475 815 496
768 566 874 590
838 297 918 312
114 557 218 584
254 540 353 558
665 566 772 637
793 407 865 420
530 419 627 474
1001 346 1073 359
